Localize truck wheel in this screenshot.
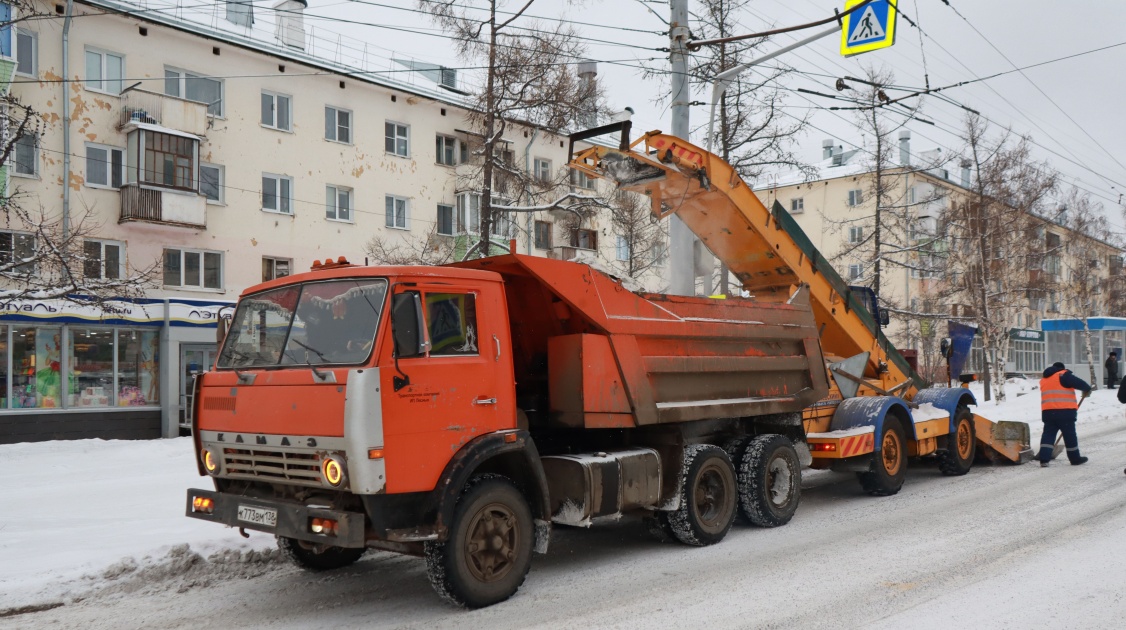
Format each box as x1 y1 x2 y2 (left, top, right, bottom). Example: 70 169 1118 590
277 537 365 571
667 445 737 546
937 406 976 476
857 418 907 496
424 474 533 609
738 434 802 527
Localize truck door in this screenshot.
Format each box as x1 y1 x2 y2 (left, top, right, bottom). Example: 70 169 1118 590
382 285 515 494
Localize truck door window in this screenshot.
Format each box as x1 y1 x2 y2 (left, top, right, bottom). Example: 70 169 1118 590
425 293 478 356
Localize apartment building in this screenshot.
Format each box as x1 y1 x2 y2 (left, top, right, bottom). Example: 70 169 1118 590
756 132 1124 378
0 0 657 443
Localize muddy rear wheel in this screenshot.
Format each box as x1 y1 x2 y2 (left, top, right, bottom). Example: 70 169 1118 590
277 537 365 571
667 444 737 546
738 434 802 527
938 406 976 476
856 417 907 496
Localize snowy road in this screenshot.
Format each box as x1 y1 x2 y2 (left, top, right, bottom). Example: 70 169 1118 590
3 386 1126 629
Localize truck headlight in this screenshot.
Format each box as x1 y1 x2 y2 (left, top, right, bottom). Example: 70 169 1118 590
322 455 346 487
201 448 220 475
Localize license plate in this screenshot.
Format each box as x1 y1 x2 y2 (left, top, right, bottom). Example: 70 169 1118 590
237 505 278 528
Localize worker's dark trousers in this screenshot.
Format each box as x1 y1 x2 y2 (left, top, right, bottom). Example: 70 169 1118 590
1037 418 1083 463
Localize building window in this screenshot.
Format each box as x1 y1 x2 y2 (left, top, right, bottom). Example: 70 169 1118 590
385 121 409 157
141 130 196 190
15 28 36 77
199 163 223 203
325 185 352 222
848 264 862 280
790 197 804 214
848 189 864 206
262 257 291 282
616 236 630 261
262 174 293 214
0 3 11 58
83 240 123 280
118 329 160 406
85 47 124 94
85 143 123 189
436 134 464 166
570 169 595 190
456 193 480 235
425 293 478 356
571 228 597 250
165 67 223 116
534 158 552 183
68 328 115 408
437 204 454 236
534 221 552 250
0 230 35 275
385 195 408 229
163 248 222 289
325 106 351 143
261 90 292 131
848 226 864 244
12 132 37 177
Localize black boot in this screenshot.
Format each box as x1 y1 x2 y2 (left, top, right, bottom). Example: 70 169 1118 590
1071 456 1089 466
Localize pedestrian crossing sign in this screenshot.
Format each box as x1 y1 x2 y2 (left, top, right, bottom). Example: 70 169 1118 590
840 0 898 57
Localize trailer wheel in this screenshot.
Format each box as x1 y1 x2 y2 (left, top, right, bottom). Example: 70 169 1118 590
857 417 907 496
277 537 365 571
424 474 533 609
738 435 802 527
937 406 976 476
667 445 738 546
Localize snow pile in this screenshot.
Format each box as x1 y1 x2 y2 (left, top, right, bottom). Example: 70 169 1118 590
0 437 274 611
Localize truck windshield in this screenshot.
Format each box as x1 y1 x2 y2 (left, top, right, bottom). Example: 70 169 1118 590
217 278 388 369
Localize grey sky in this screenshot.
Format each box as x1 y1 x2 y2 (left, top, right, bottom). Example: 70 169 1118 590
311 0 1126 227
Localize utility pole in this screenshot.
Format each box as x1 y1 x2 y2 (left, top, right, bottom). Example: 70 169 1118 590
668 0 696 296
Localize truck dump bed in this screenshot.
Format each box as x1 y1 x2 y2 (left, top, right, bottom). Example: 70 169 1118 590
452 253 829 429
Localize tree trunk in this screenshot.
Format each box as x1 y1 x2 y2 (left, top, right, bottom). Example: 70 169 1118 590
1082 319 1097 389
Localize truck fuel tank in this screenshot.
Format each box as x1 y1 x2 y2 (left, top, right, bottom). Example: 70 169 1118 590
540 448 662 527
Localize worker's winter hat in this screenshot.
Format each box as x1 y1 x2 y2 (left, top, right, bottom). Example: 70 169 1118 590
1052 361 1066 370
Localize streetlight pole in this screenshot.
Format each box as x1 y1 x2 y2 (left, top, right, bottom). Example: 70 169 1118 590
668 0 696 296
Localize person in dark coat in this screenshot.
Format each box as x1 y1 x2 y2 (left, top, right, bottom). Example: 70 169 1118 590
1037 362 1090 467
1105 351 1119 388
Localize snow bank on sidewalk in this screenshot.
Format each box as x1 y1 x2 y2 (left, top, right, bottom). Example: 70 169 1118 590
0 437 271 608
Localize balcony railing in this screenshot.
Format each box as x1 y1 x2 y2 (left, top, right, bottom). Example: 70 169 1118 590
118 89 209 136
120 184 206 228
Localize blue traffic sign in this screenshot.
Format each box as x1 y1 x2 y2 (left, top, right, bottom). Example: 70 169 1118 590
840 0 898 57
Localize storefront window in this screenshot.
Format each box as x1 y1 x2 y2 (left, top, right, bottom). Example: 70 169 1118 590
69 328 114 408
11 327 63 408
0 326 8 408
118 329 160 406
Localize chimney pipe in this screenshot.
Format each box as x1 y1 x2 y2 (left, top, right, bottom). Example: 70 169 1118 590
822 139 834 160
577 60 598 128
898 130 911 166
960 159 972 187
274 0 307 50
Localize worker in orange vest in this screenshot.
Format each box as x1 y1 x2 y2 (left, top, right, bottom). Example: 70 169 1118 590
1038 362 1091 467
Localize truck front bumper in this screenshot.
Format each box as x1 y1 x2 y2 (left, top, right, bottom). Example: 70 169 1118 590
185 488 367 548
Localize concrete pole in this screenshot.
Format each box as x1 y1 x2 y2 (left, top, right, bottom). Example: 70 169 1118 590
668 0 695 295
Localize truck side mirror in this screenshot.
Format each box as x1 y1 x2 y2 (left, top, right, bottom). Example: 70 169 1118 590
391 292 429 358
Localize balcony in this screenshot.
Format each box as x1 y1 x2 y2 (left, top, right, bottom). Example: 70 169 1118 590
118 89 209 137
120 184 206 228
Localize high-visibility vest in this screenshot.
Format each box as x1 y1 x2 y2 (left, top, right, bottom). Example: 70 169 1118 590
1040 372 1079 411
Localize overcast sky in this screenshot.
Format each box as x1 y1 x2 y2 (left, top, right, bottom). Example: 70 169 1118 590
307 0 1126 229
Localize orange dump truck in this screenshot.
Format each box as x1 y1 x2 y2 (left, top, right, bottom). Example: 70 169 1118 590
186 253 829 607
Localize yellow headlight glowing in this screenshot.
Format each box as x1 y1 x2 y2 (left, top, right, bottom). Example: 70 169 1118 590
202 449 219 474
322 456 345 487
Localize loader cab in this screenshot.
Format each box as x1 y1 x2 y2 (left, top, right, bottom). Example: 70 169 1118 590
849 285 889 328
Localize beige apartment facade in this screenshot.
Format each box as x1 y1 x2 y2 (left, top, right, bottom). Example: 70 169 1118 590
0 0 658 443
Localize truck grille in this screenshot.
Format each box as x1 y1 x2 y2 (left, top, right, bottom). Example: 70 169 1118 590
221 446 325 488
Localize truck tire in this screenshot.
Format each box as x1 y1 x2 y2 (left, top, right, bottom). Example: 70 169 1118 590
856 417 907 496
277 537 365 571
667 444 738 546
937 406 976 476
738 434 801 527
424 474 533 609
722 437 751 525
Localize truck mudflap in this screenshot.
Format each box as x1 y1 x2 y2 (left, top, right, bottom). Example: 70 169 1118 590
972 414 1034 464
185 489 366 548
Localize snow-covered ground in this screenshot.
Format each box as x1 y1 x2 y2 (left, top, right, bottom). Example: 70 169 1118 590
2 381 1125 628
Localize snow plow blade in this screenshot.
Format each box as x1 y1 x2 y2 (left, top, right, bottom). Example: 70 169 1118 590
972 414 1034 464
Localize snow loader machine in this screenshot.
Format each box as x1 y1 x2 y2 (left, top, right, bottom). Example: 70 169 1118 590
568 122 1034 496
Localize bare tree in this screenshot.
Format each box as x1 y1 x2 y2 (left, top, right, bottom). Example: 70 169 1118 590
1056 187 1120 388
418 1 605 257
2 3 156 303
606 191 667 279
942 114 1057 401
365 225 458 266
